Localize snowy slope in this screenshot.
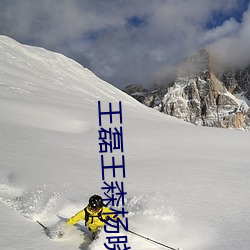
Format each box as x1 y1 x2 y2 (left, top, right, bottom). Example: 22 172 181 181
0 36 250 250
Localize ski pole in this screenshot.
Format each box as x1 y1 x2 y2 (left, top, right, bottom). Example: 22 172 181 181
127 229 180 250
37 220 48 230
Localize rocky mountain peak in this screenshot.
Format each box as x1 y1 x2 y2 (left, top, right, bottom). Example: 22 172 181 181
123 49 250 130
177 49 210 78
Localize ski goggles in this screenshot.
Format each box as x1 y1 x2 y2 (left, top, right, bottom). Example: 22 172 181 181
90 205 100 212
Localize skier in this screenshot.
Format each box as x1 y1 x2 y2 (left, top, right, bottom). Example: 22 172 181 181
66 194 118 239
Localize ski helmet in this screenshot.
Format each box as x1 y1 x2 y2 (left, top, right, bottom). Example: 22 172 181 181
89 195 104 211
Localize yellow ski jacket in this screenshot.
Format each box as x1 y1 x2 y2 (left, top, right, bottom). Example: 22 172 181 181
67 206 117 233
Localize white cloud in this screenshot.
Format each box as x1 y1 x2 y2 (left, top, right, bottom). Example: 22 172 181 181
209 5 250 68
0 0 249 88
200 18 240 45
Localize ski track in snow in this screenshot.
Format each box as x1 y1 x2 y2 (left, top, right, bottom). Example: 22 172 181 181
0 99 91 134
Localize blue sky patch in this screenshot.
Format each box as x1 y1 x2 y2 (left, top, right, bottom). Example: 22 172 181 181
206 0 249 29
126 15 147 28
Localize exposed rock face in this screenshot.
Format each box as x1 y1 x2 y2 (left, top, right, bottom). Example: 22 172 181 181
217 66 250 99
123 49 250 130
122 84 147 103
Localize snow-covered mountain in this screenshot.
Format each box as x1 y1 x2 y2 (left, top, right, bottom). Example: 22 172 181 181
124 49 250 130
1 36 250 250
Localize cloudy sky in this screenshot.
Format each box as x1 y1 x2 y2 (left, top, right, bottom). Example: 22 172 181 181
0 0 249 89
